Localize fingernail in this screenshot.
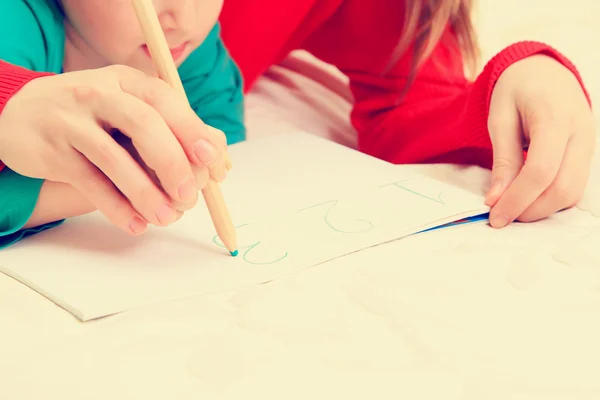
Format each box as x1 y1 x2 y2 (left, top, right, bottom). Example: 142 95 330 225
178 176 196 202
194 139 218 165
214 165 228 182
156 204 176 225
490 214 510 228
173 210 184 223
225 153 233 171
129 216 147 235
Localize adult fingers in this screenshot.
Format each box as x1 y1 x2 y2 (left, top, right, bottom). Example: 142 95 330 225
117 130 208 214
65 150 148 236
67 118 178 227
518 124 596 222
486 96 524 207
117 70 228 181
488 117 569 228
117 131 200 213
171 165 209 212
78 85 199 207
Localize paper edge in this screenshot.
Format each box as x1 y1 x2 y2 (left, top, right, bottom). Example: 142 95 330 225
5 209 490 322
0 264 87 321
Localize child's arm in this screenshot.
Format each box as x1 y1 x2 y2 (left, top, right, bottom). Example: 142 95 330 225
0 1 80 248
0 62 95 247
297 0 589 170
17 179 95 230
344 34 590 170
178 23 246 145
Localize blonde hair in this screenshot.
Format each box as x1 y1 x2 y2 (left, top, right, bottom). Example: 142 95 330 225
391 0 479 91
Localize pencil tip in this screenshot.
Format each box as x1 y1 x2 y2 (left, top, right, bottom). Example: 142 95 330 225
230 250 238 257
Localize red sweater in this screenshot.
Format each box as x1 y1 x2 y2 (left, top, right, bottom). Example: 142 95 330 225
218 0 590 169
0 0 590 173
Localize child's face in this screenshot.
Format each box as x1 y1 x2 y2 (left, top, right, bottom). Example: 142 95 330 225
61 0 224 75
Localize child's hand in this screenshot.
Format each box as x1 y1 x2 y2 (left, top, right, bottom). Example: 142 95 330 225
485 55 596 228
0 65 229 235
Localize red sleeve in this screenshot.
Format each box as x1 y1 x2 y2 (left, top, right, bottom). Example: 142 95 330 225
348 36 591 170
0 60 53 172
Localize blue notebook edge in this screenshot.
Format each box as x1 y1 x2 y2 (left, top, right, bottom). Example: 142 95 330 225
418 213 490 234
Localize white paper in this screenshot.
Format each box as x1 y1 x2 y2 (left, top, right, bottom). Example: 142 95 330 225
0 132 489 320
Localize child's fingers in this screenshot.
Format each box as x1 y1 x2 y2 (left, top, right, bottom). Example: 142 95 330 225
205 125 230 178
517 125 595 222
486 86 523 208
117 72 228 180
66 151 148 236
489 120 568 228
67 119 178 227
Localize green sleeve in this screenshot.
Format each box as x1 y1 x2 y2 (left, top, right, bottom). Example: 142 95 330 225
0 169 63 249
179 23 246 145
0 0 66 249
0 0 64 69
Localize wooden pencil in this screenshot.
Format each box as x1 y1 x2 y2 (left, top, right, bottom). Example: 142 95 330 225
130 0 238 256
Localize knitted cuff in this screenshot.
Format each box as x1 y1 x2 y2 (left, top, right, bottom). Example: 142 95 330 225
0 61 54 171
465 40 591 169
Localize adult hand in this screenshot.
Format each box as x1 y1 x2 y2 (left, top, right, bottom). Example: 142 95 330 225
0 64 229 235
485 55 596 228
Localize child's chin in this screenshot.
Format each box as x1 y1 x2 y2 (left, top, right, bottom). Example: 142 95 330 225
126 54 186 77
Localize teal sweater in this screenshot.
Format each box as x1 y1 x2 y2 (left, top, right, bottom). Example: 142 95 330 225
0 0 245 249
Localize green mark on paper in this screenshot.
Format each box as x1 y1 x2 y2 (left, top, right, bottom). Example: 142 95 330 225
212 223 288 265
298 200 374 233
380 180 445 204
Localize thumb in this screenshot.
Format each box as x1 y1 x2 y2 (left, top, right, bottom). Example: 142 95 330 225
486 94 524 207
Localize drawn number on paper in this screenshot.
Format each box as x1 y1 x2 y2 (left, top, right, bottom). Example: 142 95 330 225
212 224 288 265
298 200 374 234
380 180 445 205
